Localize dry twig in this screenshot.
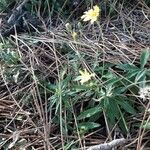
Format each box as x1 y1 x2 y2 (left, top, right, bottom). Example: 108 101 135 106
87 138 127 150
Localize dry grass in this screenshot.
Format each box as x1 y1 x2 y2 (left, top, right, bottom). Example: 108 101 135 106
0 1 150 149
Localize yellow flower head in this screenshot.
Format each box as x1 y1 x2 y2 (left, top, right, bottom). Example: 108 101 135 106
81 5 100 24
79 69 95 84
72 31 77 41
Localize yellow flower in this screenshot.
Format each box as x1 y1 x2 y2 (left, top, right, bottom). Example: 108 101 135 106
79 69 95 84
81 5 100 24
72 31 77 41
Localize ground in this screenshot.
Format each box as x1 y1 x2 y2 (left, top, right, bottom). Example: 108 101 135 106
0 0 150 149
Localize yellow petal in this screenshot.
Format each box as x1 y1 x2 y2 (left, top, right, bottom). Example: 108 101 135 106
90 18 97 24
93 5 100 13
79 70 84 75
83 17 91 21
72 31 77 40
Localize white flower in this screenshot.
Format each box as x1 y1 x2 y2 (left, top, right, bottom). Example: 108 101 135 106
139 86 150 100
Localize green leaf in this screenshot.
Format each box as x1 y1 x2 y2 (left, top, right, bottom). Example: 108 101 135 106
103 97 110 109
78 122 100 131
64 141 75 150
113 87 127 95
77 106 102 120
140 48 150 68
117 98 136 115
105 77 120 86
103 71 116 79
118 111 129 134
74 76 82 81
145 69 150 76
126 69 140 79
62 75 71 89
135 69 146 82
46 83 56 91
107 99 119 125
116 63 138 71
141 122 150 130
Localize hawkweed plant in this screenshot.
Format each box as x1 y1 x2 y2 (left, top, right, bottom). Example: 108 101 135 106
81 5 103 39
